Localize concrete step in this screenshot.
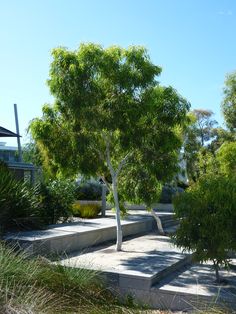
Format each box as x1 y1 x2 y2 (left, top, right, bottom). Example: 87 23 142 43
159 214 179 229
152 203 174 212
4 214 156 256
59 233 192 291
133 263 236 311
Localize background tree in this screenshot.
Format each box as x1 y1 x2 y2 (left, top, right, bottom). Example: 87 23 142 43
208 127 235 153
222 70 236 131
216 141 236 176
173 173 236 283
30 43 189 250
184 109 218 182
192 109 218 146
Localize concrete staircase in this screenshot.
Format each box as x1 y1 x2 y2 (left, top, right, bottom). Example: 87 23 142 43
4 207 236 311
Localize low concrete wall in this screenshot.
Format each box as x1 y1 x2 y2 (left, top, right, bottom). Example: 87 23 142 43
124 203 174 212
118 286 223 311
7 217 156 256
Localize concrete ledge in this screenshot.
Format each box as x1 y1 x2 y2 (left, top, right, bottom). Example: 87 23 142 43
4 215 155 256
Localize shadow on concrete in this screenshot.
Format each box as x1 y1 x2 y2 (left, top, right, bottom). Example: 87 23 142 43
154 263 236 305
119 250 184 275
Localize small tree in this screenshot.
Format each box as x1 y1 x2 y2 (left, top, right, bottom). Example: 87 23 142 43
173 174 236 282
30 43 189 250
222 70 236 131
184 109 218 182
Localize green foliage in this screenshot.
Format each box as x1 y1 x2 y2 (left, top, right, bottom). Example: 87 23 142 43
22 141 42 166
209 127 236 152
184 109 218 183
0 243 124 313
216 141 236 176
159 185 184 204
39 179 76 224
118 165 163 207
222 70 236 131
0 160 8 172
30 43 189 194
72 202 101 218
173 174 236 281
30 104 79 179
76 181 102 200
0 166 41 233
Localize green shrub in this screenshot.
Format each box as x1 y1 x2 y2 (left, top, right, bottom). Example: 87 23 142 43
72 202 101 218
39 179 76 224
159 184 184 203
216 141 236 176
76 181 102 200
173 173 236 282
0 166 41 233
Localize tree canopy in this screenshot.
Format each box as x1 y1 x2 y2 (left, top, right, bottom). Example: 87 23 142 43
183 109 218 182
222 70 236 131
30 43 190 250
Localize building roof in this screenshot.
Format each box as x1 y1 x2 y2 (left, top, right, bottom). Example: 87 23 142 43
0 126 20 137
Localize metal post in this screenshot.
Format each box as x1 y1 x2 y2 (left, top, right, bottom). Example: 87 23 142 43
14 104 22 162
101 184 107 217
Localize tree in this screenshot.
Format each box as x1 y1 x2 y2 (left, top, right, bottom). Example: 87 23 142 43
184 109 218 182
222 71 236 131
208 127 235 153
30 43 189 250
192 109 218 146
173 174 236 283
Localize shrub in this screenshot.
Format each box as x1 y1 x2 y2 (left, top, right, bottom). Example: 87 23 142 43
72 202 101 218
75 181 102 200
0 166 41 233
216 141 236 176
39 179 76 224
173 173 236 283
159 184 184 203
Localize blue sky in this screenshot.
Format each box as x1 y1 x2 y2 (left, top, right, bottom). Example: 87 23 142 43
1 0 236 146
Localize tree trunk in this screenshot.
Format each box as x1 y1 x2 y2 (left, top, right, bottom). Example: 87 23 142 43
151 209 165 235
213 260 221 283
112 177 123 251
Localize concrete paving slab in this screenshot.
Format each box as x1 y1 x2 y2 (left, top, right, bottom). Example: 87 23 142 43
59 233 191 290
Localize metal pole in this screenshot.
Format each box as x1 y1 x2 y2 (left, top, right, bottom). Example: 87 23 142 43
14 104 22 162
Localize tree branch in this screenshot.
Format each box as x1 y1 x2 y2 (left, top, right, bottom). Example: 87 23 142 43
100 175 111 192
102 132 116 177
116 153 131 176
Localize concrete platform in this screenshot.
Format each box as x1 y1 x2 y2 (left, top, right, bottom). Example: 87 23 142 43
58 233 236 311
122 263 236 311
4 212 156 255
59 233 192 290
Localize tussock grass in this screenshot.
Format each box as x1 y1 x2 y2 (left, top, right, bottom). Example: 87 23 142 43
0 243 141 313
1 243 234 313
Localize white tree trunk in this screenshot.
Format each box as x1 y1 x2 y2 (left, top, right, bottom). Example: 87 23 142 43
112 176 123 251
103 134 124 251
151 209 165 235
